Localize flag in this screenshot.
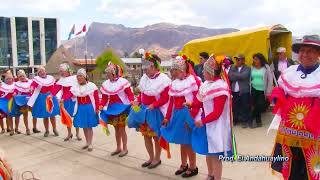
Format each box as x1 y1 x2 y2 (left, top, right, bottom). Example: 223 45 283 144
60 102 72 128
68 24 75 40
75 24 86 36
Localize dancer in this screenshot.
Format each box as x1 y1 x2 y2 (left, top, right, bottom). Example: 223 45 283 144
161 55 201 178
28 66 60 137
193 55 233 180
13 70 32 135
54 63 81 141
70 69 99 152
128 52 171 169
100 62 134 157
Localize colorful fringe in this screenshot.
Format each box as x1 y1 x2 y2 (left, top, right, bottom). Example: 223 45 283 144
59 102 72 128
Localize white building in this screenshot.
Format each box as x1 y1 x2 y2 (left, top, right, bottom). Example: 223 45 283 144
0 16 60 75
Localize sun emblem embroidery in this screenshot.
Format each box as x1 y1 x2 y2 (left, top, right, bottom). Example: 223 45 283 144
306 146 320 179
287 103 309 129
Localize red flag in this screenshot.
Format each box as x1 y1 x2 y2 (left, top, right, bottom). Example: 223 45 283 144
75 24 86 36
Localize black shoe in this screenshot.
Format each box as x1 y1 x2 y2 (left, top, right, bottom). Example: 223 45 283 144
33 128 41 133
141 161 152 168
175 164 188 175
182 167 198 178
148 160 161 169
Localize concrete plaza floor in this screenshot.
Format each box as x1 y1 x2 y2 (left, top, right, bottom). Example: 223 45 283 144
0 112 280 180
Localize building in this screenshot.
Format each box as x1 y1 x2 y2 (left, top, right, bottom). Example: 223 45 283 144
0 16 60 75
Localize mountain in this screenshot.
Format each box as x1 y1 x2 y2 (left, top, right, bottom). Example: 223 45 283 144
63 22 238 60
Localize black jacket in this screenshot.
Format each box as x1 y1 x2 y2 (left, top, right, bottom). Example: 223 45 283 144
270 59 295 80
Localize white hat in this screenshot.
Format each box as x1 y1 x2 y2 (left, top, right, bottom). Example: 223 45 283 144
77 68 87 78
277 47 286 53
59 63 73 74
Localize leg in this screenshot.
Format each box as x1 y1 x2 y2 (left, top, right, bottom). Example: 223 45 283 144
64 127 72 141
288 147 308 180
87 128 94 151
118 126 128 157
153 136 161 163
206 156 222 180
50 116 59 136
232 92 240 125
6 116 10 132
23 112 30 135
15 116 21 134
143 136 154 164
82 128 89 149
32 118 40 133
0 117 4 133
181 144 198 177
180 145 188 167
240 93 251 127
255 91 265 127
43 118 49 137
115 126 122 152
75 127 82 140
8 116 14 135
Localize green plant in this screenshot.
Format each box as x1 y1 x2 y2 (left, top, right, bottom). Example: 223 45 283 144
95 48 126 73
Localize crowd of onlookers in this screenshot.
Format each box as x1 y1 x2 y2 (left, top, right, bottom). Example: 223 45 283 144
194 47 295 128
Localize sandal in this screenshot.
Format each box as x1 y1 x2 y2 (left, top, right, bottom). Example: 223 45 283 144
141 161 152 168
175 164 188 175
44 131 49 137
0 129 5 134
9 130 14 136
33 128 41 133
76 135 82 141
15 129 22 134
119 150 128 157
148 160 161 169
182 167 198 178
64 134 73 141
88 145 93 152
82 145 89 150
53 129 59 136
111 150 121 156
207 175 214 180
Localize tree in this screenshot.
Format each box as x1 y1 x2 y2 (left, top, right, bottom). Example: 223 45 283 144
94 48 126 73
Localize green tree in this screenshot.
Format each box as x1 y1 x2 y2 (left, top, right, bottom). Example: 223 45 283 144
94 48 126 73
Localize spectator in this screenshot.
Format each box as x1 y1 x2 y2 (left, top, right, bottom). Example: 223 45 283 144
250 53 273 128
270 47 295 81
194 52 209 81
228 54 251 128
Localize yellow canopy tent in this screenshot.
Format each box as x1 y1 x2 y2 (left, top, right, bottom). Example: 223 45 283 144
182 24 292 65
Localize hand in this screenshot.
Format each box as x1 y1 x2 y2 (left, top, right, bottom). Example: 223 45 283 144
13 92 17 96
95 109 99 114
195 120 203 128
99 106 103 110
132 101 140 106
148 104 154 110
162 119 169 126
60 99 64 103
184 102 192 108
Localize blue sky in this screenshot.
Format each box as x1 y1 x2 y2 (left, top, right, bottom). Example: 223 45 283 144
1 0 319 40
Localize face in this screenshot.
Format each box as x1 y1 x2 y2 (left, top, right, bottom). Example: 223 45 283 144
77 75 86 85
278 52 286 60
203 70 213 81
176 69 186 80
170 69 178 80
199 56 206 64
38 69 46 78
236 58 244 66
5 78 13 84
59 69 70 77
253 57 261 67
106 72 114 80
145 65 157 78
298 46 320 68
18 75 27 82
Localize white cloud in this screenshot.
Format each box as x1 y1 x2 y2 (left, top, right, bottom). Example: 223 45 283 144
0 0 81 12
96 0 320 36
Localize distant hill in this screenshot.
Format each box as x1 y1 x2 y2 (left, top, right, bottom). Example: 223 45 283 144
63 22 238 60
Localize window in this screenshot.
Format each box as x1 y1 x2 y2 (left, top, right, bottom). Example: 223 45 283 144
0 17 12 67
15 17 29 66
133 65 136 69
32 20 41 65
44 18 57 62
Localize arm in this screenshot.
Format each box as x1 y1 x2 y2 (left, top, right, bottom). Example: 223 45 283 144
228 67 238 82
100 94 109 107
30 81 39 94
165 96 174 120
235 67 251 80
124 87 135 102
152 86 170 108
201 95 227 125
94 90 100 111
265 66 274 96
137 93 142 104
189 91 202 118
